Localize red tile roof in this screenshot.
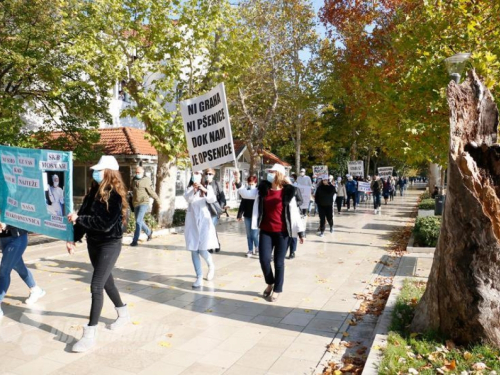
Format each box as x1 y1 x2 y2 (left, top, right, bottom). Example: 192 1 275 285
262 150 291 167
48 128 158 156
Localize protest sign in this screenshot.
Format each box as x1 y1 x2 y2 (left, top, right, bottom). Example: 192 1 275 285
312 165 329 180
378 167 394 179
180 83 236 172
358 181 372 193
348 161 364 178
0 145 74 241
296 185 312 210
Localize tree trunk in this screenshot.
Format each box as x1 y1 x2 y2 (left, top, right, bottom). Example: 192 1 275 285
153 153 177 228
295 118 301 174
411 70 500 346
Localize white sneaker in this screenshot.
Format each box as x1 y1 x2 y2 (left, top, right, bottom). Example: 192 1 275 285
206 265 215 281
109 305 131 330
72 325 97 353
192 277 203 288
374 209 377 214
246 251 253 258
25 286 46 305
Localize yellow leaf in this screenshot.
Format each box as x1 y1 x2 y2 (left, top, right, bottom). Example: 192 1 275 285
342 332 349 337
132 321 141 325
410 332 420 339
464 351 472 360
334 371 342 375
158 341 171 348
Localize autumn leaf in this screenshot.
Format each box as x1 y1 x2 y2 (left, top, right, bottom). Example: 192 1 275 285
158 341 171 348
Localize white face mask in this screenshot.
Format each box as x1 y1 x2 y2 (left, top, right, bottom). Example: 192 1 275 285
300 172 305 176
192 174 202 184
206 175 214 183
53 181 59 187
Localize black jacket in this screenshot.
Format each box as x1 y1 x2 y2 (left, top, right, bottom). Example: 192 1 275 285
0 226 28 238
315 184 336 206
74 186 124 242
255 181 304 239
237 187 256 219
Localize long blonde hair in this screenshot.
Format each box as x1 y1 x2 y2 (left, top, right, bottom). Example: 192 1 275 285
96 169 128 224
273 171 289 189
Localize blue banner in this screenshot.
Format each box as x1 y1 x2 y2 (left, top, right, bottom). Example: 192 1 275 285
0 145 74 241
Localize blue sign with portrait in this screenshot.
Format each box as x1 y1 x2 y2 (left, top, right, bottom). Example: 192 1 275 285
0 145 74 241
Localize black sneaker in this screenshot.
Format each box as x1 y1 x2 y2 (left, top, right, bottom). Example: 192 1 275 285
130 242 138 247
289 252 295 259
330 226 333 233
208 249 214 254
147 231 153 241
215 248 220 253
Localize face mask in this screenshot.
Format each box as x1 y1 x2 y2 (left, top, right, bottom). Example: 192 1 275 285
267 173 275 183
205 175 214 183
136 173 143 179
312 178 316 182
53 181 59 187
300 172 305 176
290 178 295 183
93 170 104 184
191 174 202 184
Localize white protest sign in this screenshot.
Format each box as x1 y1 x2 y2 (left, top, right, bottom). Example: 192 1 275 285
312 165 328 180
358 181 371 193
378 167 393 179
348 161 364 178
180 83 235 172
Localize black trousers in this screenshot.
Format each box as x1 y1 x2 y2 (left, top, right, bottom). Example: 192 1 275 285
259 231 289 293
318 205 333 232
335 197 344 213
87 238 124 326
346 193 356 209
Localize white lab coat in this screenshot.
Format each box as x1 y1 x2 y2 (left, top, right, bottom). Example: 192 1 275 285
184 186 219 251
47 186 64 216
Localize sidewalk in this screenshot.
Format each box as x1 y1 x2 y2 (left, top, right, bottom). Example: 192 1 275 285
0 191 419 375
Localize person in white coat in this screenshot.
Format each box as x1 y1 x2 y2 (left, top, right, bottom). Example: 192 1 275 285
184 170 217 288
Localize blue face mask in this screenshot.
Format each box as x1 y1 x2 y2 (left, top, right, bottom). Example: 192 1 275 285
267 173 275 183
92 170 104 184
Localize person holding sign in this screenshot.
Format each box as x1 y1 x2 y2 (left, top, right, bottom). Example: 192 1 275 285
239 164 305 302
66 156 130 352
184 170 217 289
0 222 46 317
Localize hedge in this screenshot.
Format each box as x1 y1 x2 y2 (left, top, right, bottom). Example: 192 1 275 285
418 198 435 210
413 216 441 247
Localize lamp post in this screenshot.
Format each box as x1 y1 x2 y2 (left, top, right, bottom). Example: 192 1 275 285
444 53 471 84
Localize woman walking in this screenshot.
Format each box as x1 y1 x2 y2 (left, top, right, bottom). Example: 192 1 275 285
382 177 391 205
239 164 305 302
315 178 336 237
0 223 46 317
335 177 346 214
67 155 130 352
184 170 217 288
237 176 259 258
371 174 383 214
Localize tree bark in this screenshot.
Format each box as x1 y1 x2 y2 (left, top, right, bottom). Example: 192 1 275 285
411 70 500 346
153 153 177 228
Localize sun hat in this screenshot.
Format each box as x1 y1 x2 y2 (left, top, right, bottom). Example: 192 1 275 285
91 155 120 171
267 163 286 176
300 168 306 173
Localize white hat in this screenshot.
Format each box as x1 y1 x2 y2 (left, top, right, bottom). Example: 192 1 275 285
267 163 286 176
337 177 342 182
91 155 119 171
328 175 334 181
300 168 306 173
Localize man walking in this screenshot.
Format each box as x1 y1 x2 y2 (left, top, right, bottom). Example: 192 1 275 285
296 168 312 216
345 175 358 211
371 175 383 214
130 167 161 246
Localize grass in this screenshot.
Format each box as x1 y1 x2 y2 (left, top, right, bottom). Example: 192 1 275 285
379 279 500 374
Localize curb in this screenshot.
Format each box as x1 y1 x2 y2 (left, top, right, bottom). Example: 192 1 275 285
406 233 435 254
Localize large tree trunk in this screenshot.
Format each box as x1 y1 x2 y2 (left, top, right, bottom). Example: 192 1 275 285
153 153 177 227
411 70 500 346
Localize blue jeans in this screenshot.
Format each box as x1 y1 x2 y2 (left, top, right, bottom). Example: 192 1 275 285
373 193 382 209
244 217 259 252
191 250 213 278
133 204 151 242
212 216 219 226
0 234 35 301
288 237 297 256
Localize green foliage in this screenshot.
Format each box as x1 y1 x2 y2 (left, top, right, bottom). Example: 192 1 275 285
414 216 441 247
0 0 111 156
380 279 500 373
420 191 431 200
418 199 435 210
126 211 159 234
172 209 187 227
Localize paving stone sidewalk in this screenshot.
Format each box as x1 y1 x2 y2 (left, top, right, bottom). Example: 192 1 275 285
0 191 419 375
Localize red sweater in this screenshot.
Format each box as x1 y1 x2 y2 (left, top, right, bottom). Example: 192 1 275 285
260 189 287 233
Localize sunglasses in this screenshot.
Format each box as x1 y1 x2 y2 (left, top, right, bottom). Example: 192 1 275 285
204 173 214 176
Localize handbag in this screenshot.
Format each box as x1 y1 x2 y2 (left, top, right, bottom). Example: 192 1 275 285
207 201 223 218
